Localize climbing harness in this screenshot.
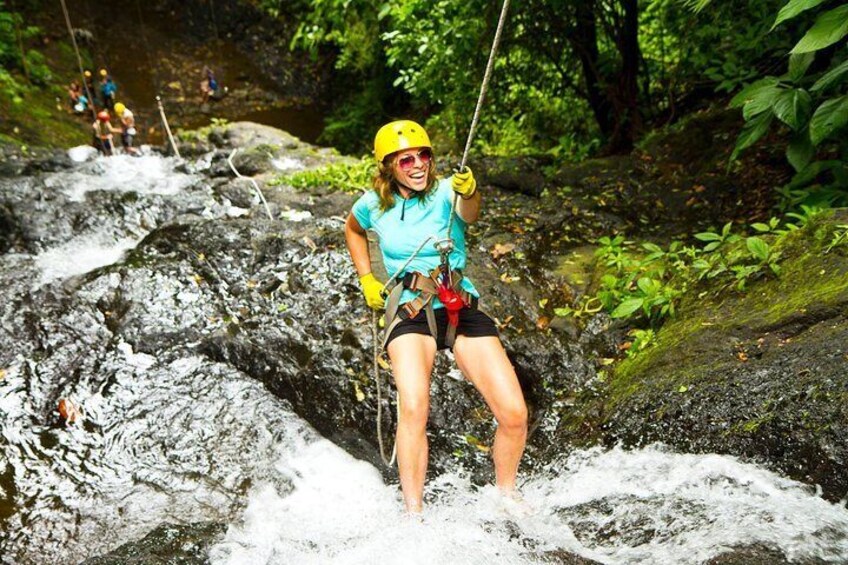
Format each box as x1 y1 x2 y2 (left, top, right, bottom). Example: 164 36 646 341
371 0 512 467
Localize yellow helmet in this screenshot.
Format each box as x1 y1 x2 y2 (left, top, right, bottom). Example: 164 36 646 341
99 68 108 77
374 120 431 163
114 102 126 115
84 70 92 78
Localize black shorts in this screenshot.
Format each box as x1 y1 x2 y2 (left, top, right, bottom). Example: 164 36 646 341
386 306 499 351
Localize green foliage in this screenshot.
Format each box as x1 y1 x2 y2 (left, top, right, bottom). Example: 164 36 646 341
273 158 375 194
727 0 848 207
557 214 824 352
825 224 848 253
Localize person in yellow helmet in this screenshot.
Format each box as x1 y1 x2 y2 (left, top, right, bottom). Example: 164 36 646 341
345 120 527 514
113 102 138 155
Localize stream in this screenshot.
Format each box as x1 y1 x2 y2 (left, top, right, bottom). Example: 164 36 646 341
1 147 847 564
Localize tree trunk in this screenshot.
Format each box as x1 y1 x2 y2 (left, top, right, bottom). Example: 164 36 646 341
608 0 641 152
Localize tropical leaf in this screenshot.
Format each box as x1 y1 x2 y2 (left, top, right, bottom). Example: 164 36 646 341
746 237 770 262
786 130 815 172
772 0 830 29
729 77 780 109
611 298 644 319
773 88 812 130
791 5 848 54
809 95 848 145
730 112 774 161
787 52 815 82
811 59 848 92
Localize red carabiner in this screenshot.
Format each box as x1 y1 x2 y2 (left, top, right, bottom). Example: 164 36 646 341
438 279 466 327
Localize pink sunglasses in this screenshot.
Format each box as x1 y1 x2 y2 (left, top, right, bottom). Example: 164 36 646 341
396 148 433 171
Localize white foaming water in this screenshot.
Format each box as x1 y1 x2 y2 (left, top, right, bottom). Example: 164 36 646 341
47 153 197 202
212 444 848 565
34 232 142 285
67 145 98 163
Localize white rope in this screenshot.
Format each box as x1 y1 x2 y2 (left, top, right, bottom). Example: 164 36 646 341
445 0 512 243
156 96 182 159
227 148 273 220
373 310 397 467
58 0 98 111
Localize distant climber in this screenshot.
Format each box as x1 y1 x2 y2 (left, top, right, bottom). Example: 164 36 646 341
114 102 139 155
199 66 222 105
100 69 117 111
92 110 121 156
67 81 85 113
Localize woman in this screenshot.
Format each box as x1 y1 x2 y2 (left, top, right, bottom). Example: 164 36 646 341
114 102 138 155
344 120 528 513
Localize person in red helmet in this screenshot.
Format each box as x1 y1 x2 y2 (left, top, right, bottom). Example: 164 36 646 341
92 110 120 156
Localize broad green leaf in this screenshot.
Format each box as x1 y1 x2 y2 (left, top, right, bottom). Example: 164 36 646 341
742 84 782 119
787 160 843 188
694 232 722 241
729 78 779 109
791 5 848 54
752 223 772 232
773 88 812 130
809 95 848 145
811 59 848 92
787 130 815 171
746 237 770 262
772 0 829 29
704 241 722 252
636 277 657 296
788 52 815 82
611 298 644 319
730 112 774 161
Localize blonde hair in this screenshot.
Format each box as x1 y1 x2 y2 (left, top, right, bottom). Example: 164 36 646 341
373 153 438 211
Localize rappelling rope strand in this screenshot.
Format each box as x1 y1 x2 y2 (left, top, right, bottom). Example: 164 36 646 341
58 0 98 113
445 0 511 243
372 234 434 466
373 309 397 466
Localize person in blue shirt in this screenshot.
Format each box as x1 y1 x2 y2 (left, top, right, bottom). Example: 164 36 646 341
345 120 528 514
99 69 117 111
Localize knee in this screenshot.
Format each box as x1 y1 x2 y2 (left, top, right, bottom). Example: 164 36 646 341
497 402 528 434
399 397 429 430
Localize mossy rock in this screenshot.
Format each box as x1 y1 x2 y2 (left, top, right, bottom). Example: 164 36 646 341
556 210 848 501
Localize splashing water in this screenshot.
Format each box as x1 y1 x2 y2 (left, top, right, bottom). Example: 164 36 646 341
46 152 197 202
210 443 848 565
34 232 142 286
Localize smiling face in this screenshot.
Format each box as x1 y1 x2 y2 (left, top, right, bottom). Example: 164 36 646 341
393 147 432 193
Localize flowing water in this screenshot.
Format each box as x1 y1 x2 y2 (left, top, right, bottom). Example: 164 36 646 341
1 150 848 564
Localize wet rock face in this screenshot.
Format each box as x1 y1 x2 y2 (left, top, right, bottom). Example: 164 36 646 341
81 522 227 565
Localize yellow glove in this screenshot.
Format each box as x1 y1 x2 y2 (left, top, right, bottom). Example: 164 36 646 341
359 273 385 310
451 166 477 199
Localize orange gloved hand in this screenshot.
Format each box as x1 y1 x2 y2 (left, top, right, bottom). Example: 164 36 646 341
359 273 385 310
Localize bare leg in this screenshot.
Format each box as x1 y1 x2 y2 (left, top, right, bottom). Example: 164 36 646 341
387 333 437 512
453 335 527 491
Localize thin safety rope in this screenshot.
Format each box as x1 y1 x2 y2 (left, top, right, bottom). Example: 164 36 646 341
58 0 98 112
373 310 397 466
445 0 511 243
